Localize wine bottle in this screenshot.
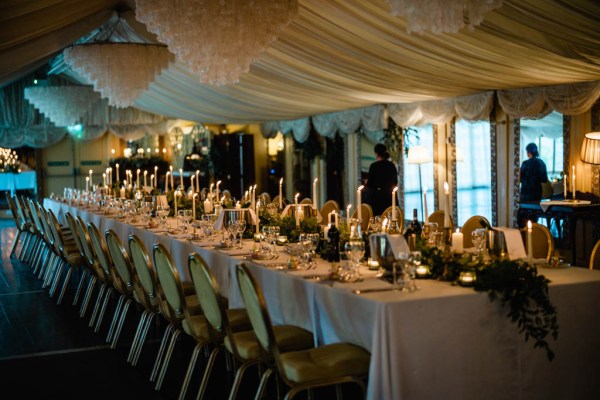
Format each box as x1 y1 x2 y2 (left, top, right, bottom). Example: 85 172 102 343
410 208 422 236
326 213 340 263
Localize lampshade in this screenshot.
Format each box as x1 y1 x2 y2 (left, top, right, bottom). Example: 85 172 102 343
407 146 432 164
581 132 600 165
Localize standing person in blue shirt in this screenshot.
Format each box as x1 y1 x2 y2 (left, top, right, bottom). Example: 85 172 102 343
519 142 549 202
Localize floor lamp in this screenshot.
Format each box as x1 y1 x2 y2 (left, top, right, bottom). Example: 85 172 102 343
407 146 432 221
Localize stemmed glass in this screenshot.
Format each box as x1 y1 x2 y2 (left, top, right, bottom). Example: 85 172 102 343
342 239 365 282
306 233 320 268
156 203 170 229
183 209 193 233
234 219 246 248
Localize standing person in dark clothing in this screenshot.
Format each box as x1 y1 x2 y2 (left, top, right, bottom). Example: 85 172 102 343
364 143 398 216
519 142 549 202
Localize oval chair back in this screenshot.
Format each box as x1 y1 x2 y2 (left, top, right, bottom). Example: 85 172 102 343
319 200 339 224
105 230 134 291
128 234 159 306
460 215 492 248
87 222 114 285
38 206 56 250
381 205 404 231
188 253 226 335
521 222 554 261
352 203 373 233
428 210 454 232
590 239 600 270
47 209 66 256
28 199 44 237
75 216 96 269
64 212 85 260
300 198 313 205
152 243 187 317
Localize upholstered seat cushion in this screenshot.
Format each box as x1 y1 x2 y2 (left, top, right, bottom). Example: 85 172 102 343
224 325 313 361
280 343 370 384
226 308 252 332
66 253 83 266
182 314 211 340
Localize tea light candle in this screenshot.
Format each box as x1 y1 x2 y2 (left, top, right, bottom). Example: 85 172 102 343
367 258 380 270
527 220 533 263
204 196 213 214
459 271 476 286
451 228 464 253
279 178 284 209
165 171 170 193
357 185 364 222
192 193 198 219
415 264 430 278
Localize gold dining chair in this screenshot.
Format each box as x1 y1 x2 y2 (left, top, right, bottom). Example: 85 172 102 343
352 203 373 233
319 200 339 224
381 205 404 230
64 212 93 308
236 263 371 400
151 243 204 394
590 239 600 270
428 210 454 232
5 192 29 259
521 222 554 261
300 198 313 205
460 215 492 248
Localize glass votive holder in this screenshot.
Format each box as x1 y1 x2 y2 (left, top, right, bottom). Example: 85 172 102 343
253 233 263 242
415 264 430 279
276 235 288 245
458 270 476 287
367 257 380 270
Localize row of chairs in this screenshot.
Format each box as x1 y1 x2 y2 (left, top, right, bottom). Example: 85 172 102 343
6 193 371 400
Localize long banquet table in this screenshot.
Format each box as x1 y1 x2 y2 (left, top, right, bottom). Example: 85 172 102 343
44 198 600 400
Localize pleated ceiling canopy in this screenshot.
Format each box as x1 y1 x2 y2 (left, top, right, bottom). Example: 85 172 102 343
2 0 600 124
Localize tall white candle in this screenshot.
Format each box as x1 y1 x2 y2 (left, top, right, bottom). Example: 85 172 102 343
154 166 158 188
136 169 140 188
150 174 154 189
255 202 260 234
86 176 89 192
444 182 450 228
392 186 398 221
196 170 200 192
216 180 221 204
451 228 464 253
144 171 148 188
295 193 300 227
347 204 352 224
279 178 284 209
89 170 93 186
357 185 364 222
252 184 257 210
103 173 106 188
165 171 170 193
190 176 195 198
423 186 429 223
313 178 318 210
170 166 174 190
115 164 119 183
527 220 533 262
209 183 214 201
193 193 198 219
204 197 213 214
179 169 184 190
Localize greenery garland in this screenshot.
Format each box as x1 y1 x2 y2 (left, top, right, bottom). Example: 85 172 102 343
417 240 559 361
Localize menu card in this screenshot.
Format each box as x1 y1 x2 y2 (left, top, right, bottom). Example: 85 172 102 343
494 227 527 260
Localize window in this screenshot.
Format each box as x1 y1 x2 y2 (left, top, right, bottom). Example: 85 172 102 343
404 124 434 224
455 120 492 226
520 111 563 180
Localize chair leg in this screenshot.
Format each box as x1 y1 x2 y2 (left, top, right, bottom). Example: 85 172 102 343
94 287 114 332
128 309 150 363
155 328 182 391
57 266 73 305
228 360 260 400
80 275 97 318
196 346 223 400
132 311 157 366
254 367 275 400
179 342 204 400
9 230 22 258
88 283 107 328
73 269 88 306
150 323 175 382
110 299 132 349
49 261 65 298
106 295 126 342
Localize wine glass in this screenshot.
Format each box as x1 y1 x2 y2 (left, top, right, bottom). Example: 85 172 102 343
183 209 193 233
472 228 487 256
343 239 365 282
157 203 170 229
235 219 246 248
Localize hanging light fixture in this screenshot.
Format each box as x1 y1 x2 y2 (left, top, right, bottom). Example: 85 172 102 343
63 42 173 108
386 0 504 34
24 86 99 127
134 0 299 85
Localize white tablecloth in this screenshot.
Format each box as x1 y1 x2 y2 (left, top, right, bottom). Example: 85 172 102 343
43 198 600 400
0 171 36 195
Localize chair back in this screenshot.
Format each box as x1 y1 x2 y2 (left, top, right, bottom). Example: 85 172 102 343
460 215 492 248
38 206 55 248
128 234 158 300
152 243 186 316
428 210 453 231
319 200 339 223
260 192 271 204
105 230 134 288
64 212 85 259
76 216 96 268
352 203 373 232
521 222 554 261
300 198 313 205
20 197 36 234
236 264 278 357
11 195 29 231
188 253 226 333
381 206 404 231
5 193 22 228
87 222 113 283
271 195 281 207
47 209 66 255
590 239 600 270
28 199 44 236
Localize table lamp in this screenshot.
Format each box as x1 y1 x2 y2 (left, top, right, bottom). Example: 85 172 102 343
407 145 432 222
581 132 600 165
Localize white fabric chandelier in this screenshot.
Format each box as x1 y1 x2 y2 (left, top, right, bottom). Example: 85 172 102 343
134 0 299 85
63 43 173 108
23 85 99 127
386 0 504 34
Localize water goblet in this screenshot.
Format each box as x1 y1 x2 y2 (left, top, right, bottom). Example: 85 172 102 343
369 216 382 233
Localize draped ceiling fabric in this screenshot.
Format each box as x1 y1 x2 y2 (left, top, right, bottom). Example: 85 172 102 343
2 0 600 142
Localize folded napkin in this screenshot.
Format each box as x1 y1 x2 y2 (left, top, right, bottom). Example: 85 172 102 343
213 208 257 230
494 227 526 260
147 228 169 233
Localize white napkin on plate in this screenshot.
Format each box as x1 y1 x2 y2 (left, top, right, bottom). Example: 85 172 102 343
494 227 526 260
